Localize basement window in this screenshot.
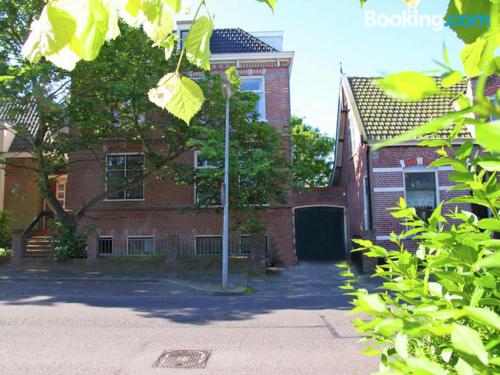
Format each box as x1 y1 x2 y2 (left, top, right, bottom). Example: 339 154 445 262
98 237 113 255
128 237 155 256
195 236 222 255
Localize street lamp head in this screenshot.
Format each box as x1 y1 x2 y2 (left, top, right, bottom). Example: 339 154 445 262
222 80 233 99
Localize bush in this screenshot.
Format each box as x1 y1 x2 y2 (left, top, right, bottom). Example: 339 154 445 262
48 220 87 261
0 248 12 257
0 211 12 249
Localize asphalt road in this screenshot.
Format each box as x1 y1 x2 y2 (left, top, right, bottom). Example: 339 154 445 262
0 264 377 375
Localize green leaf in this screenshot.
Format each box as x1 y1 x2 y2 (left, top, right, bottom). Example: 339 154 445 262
372 110 468 150
455 140 473 160
451 323 489 366
461 34 487 77
143 1 174 44
405 357 447 375
148 73 205 124
377 71 440 101
463 307 500 331
185 16 213 71
441 71 464 88
164 0 191 13
67 0 110 61
445 0 491 44
22 4 77 63
257 0 276 12
455 358 474 375
476 121 500 152
475 252 500 269
477 218 500 231
395 333 408 359
356 293 388 314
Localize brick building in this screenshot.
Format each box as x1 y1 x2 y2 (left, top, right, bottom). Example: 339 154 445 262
331 74 499 269
65 27 297 265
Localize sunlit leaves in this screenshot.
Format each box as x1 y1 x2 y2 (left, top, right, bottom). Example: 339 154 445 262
451 324 489 366
476 121 500 152
461 34 488 77
142 0 174 44
441 70 463 88
22 4 76 63
164 0 191 14
445 0 491 44
257 0 277 12
148 73 205 123
185 16 213 70
377 71 440 101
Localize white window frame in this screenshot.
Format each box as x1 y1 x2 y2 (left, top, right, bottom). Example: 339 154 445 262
240 76 266 120
104 152 145 201
127 236 155 256
403 168 440 213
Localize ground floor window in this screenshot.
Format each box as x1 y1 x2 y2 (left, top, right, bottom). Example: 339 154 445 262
405 171 437 220
195 236 222 255
128 236 154 255
99 237 113 255
240 235 269 256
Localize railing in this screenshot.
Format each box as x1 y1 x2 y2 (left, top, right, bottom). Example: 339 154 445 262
22 211 53 238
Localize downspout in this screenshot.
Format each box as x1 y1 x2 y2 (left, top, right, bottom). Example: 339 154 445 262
365 143 373 231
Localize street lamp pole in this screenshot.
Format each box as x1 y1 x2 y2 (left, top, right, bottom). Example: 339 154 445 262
222 81 232 289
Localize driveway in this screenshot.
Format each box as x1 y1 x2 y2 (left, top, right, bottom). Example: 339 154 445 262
0 262 377 375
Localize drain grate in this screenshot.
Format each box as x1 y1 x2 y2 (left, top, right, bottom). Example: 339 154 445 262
154 350 211 369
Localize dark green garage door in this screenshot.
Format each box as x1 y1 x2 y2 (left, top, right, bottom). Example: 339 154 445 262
295 206 345 261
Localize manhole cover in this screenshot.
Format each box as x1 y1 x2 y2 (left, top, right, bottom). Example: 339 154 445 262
154 350 211 369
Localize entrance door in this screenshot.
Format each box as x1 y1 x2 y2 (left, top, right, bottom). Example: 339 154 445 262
294 206 345 261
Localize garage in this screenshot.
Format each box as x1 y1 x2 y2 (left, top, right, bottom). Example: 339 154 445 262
294 206 346 262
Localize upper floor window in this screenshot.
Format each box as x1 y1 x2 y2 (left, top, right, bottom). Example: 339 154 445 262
241 77 266 119
179 29 189 49
106 154 144 200
405 171 437 220
490 94 498 122
194 152 221 206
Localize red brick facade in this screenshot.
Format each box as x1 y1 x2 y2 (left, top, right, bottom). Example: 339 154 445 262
66 59 297 266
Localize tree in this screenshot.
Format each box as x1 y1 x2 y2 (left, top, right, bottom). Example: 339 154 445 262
0 3 287 257
17 0 276 124
290 116 334 189
340 0 500 374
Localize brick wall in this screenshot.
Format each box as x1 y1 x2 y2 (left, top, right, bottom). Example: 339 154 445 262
4 158 43 231
67 61 296 265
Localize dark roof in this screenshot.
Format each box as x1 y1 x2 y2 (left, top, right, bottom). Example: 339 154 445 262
210 28 277 54
347 76 472 141
0 100 38 152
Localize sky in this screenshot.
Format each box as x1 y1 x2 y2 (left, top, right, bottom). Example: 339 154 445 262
187 0 465 136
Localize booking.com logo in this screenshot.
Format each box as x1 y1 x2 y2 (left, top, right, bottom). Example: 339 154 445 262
365 10 490 31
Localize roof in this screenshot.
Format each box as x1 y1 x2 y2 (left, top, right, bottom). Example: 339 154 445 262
210 28 277 54
346 76 472 141
0 100 38 153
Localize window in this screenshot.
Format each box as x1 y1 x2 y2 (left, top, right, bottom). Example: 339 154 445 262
56 182 66 209
241 77 266 119
194 152 221 206
99 237 113 255
196 236 222 255
240 235 269 256
128 237 154 255
179 29 189 49
490 94 498 122
405 172 437 220
106 154 144 200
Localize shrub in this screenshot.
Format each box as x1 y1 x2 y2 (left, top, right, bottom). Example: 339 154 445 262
0 211 12 249
48 220 87 261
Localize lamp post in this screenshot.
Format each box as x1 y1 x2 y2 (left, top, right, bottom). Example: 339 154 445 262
222 80 232 288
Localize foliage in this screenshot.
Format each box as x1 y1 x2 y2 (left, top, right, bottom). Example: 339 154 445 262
0 248 12 257
19 0 276 124
49 220 86 261
290 116 334 189
179 74 290 231
342 1 500 374
0 210 12 249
